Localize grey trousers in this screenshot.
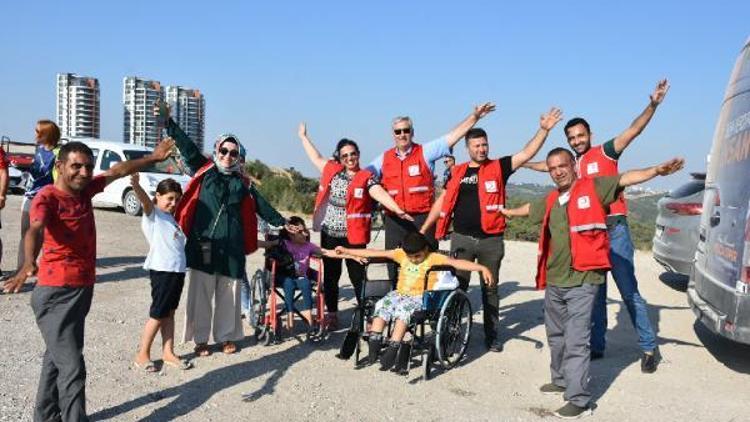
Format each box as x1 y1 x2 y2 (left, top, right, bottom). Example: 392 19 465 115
449 232 503 342
384 212 435 285
544 283 598 408
31 285 94 422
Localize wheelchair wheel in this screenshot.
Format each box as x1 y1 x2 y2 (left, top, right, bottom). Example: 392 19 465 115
250 270 268 333
435 290 472 369
422 343 435 381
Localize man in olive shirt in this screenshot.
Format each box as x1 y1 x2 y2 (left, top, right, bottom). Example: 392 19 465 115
502 148 683 419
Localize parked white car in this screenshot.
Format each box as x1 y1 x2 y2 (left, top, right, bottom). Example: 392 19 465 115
72 138 190 216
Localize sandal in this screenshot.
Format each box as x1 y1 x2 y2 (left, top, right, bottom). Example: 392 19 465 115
164 359 194 370
194 343 211 357
222 341 237 354
133 360 158 373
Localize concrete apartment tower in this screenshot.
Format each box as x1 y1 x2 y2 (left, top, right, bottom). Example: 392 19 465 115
166 86 205 150
56 73 100 138
123 76 164 147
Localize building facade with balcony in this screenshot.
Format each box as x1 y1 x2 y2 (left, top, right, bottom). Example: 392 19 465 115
56 73 100 138
123 76 164 148
166 86 205 150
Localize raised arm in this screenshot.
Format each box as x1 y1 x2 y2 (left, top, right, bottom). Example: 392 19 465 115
420 190 446 234
511 107 563 170
522 161 549 172
155 101 208 172
334 246 396 261
445 102 496 148
444 257 494 285
297 122 329 173
3 219 44 293
102 138 175 185
367 184 413 221
129 173 154 216
249 184 287 227
618 157 684 187
612 79 670 154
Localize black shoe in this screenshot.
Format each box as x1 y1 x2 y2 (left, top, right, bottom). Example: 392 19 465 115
539 383 566 395
641 348 661 373
590 351 604 361
392 342 412 374
367 334 383 365
553 402 592 419
336 331 359 360
379 342 399 371
485 338 503 353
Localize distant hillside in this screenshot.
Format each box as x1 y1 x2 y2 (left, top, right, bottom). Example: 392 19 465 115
245 160 662 250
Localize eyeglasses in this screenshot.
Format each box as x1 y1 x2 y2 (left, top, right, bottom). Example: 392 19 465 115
340 151 359 159
219 147 239 158
393 128 412 135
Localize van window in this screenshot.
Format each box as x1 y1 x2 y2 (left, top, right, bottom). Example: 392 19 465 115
100 150 123 170
667 180 705 198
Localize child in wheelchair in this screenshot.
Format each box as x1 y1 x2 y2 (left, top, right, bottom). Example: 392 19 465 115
335 232 492 371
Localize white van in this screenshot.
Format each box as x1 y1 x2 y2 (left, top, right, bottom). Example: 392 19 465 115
70 138 191 216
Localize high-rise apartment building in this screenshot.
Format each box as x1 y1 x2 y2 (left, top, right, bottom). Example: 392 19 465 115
123 76 164 148
56 73 100 138
166 86 205 150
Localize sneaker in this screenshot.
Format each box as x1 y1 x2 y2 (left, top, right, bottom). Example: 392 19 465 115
379 342 399 371
553 402 592 419
539 383 566 395
641 347 661 373
590 351 604 361
485 338 503 353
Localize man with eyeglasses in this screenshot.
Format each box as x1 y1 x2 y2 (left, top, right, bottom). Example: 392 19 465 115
420 107 562 352
367 103 495 282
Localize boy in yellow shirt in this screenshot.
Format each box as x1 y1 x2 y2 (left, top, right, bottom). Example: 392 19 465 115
336 232 492 371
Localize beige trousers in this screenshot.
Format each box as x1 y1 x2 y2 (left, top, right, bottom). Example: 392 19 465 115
182 269 243 344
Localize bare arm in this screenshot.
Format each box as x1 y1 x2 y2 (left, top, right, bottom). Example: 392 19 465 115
318 247 367 263
420 190 446 234
500 203 531 219
3 220 44 293
257 239 280 248
612 79 670 154
367 184 413 221
129 173 153 216
102 138 175 185
618 157 684 187
0 167 8 210
444 257 494 285
445 102 496 148
297 122 329 173
334 246 396 261
522 161 549 172
511 107 563 170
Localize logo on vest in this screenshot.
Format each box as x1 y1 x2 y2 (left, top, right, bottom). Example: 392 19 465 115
353 188 364 199
484 180 498 193
586 162 599 175
408 164 421 177
577 195 591 209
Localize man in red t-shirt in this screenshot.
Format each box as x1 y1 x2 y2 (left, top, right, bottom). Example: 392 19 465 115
0 146 9 276
3 139 174 422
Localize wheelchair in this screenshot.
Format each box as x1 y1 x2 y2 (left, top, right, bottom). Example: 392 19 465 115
250 254 326 345
340 256 473 380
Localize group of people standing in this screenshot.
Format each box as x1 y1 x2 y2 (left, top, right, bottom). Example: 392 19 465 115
2 79 684 421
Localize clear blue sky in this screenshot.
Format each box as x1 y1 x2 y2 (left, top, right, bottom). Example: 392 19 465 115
1 1 748 189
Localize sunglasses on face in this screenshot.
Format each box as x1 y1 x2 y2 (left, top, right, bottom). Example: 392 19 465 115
393 128 412 135
340 151 359 159
219 147 239 158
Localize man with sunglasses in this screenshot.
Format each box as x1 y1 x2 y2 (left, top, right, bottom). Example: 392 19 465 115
441 155 455 188
367 102 495 282
155 102 289 357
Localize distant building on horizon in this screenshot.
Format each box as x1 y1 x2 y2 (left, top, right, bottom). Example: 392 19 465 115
123 76 164 148
166 85 205 150
56 73 100 139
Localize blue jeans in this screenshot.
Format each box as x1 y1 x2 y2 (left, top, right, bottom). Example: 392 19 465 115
282 276 313 313
591 220 657 353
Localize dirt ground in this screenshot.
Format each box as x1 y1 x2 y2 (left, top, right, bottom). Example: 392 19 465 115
1 194 749 421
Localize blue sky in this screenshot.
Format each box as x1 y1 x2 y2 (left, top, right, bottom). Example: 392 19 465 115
1 1 748 189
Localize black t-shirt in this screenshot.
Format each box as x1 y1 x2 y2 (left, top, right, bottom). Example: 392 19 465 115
451 156 514 238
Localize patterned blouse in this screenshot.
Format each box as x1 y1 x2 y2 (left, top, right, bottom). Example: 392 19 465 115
321 170 377 238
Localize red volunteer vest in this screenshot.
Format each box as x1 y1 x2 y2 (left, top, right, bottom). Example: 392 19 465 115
535 177 611 290
436 160 506 239
313 161 374 245
577 145 627 216
380 143 434 214
175 161 258 255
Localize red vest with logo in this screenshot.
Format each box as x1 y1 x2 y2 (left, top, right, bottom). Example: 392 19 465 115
175 161 258 255
436 160 506 239
380 143 434 214
577 145 627 216
313 161 374 245
535 177 611 290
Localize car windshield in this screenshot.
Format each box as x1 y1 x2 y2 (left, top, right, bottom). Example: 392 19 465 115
123 150 184 175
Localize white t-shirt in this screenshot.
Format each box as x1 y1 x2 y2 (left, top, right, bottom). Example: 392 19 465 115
141 207 187 273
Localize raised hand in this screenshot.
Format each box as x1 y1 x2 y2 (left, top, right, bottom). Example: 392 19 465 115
298 122 307 140
153 100 171 127
655 157 684 176
650 79 670 106
152 137 175 162
540 107 563 131
473 102 496 120
130 172 140 187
